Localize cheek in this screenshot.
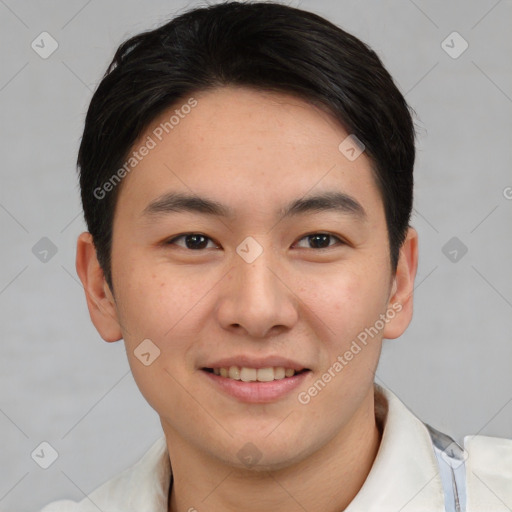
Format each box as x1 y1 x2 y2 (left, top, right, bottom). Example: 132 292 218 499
301 264 389 346
295 267 387 417
114 268 201 412
115 261 189 338
115 263 217 380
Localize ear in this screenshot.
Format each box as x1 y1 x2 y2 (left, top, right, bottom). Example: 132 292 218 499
75 232 123 342
382 226 419 340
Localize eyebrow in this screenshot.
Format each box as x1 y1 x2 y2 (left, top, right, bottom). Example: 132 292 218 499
142 190 367 221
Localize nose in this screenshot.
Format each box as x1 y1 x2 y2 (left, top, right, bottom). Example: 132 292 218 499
215 246 299 339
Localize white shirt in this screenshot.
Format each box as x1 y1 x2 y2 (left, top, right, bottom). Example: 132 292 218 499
40 383 512 512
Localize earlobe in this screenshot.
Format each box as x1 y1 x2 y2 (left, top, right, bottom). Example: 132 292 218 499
382 227 419 340
75 232 123 342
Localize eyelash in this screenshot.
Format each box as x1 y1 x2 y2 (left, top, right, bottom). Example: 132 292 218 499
165 232 346 251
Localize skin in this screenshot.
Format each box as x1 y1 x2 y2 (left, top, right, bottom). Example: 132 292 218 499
76 86 418 512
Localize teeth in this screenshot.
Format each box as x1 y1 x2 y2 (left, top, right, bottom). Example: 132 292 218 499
274 367 285 379
211 366 300 381
256 367 274 382
228 366 240 380
240 367 257 382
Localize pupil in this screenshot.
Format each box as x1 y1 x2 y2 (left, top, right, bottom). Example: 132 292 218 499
310 234 330 248
185 234 208 249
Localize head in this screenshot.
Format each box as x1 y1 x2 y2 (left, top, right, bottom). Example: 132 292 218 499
76 1 418 470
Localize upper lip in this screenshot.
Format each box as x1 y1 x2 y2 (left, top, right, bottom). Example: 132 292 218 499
202 356 309 371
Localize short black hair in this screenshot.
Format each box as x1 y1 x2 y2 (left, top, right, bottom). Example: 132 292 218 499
78 0 415 291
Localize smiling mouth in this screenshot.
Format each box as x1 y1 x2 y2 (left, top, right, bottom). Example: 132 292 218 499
202 367 310 382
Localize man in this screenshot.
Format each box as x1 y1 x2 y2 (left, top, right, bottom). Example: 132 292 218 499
41 1 511 511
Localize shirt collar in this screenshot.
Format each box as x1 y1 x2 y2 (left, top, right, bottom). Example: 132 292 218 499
345 383 446 511
94 383 445 512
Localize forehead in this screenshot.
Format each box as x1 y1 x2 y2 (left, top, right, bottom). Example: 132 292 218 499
115 86 383 223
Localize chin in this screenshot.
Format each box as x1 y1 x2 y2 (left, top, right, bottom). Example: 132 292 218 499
216 435 313 473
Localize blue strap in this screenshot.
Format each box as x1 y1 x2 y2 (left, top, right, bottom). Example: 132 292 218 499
425 423 467 512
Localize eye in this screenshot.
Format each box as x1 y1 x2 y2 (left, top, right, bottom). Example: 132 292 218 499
164 232 346 251
166 233 218 250
294 232 345 250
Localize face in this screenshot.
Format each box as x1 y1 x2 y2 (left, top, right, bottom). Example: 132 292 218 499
77 86 417 470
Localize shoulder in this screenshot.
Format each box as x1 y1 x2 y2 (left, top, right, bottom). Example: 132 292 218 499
464 433 512 509
39 499 127 512
464 431 512 466
37 436 170 512
36 463 136 512
39 500 83 512
464 432 512 469
464 432 512 453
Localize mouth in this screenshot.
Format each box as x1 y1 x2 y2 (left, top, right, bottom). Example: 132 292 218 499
202 366 310 382
201 366 311 403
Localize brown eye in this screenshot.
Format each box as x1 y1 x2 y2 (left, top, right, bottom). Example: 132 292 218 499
167 233 217 250
295 233 344 250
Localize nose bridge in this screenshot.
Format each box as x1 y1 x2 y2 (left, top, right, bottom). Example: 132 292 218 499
216 237 298 336
239 251 277 299
235 239 282 310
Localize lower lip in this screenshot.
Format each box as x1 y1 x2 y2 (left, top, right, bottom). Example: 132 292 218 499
201 370 311 403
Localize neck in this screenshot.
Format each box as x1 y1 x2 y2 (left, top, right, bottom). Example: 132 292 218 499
166 387 381 512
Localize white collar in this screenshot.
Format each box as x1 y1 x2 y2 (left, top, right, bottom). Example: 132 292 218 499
345 383 445 511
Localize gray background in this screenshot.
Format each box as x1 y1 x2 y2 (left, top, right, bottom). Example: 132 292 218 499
0 1 511 511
